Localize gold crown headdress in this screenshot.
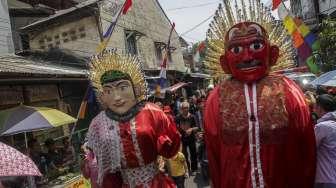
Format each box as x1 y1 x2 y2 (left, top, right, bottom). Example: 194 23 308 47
205 0 295 78
89 51 148 101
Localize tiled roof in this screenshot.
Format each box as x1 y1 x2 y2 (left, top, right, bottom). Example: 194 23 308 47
0 54 88 77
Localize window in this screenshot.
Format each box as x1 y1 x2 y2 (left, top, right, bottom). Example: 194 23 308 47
80 33 86 38
125 31 137 55
21 34 30 50
78 26 85 32
154 42 163 61
167 50 172 62
38 39 45 44
71 35 77 41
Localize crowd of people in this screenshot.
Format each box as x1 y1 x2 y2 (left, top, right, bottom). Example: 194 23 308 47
304 91 336 188
1 0 336 187
151 88 213 188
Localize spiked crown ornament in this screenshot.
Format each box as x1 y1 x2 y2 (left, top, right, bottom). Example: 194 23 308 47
89 51 148 101
205 0 295 78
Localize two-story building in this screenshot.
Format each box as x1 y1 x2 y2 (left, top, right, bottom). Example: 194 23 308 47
20 0 187 90
1 0 187 149
290 0 336 29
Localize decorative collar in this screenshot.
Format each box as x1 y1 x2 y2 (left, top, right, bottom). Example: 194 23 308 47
105 101 146 122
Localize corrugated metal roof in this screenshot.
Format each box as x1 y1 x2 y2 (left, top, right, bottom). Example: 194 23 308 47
20 0 98 30
8 0 33 9
0 54 88 77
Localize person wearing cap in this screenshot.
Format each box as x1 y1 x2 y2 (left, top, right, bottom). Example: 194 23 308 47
314 94 336 188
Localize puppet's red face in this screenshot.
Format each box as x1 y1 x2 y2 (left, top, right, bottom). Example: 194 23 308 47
220 22 279 82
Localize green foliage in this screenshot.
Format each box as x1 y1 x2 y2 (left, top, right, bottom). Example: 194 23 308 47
319 18 336 71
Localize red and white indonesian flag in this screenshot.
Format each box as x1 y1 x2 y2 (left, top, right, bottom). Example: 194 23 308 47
193 42 206 63
97 0 132 53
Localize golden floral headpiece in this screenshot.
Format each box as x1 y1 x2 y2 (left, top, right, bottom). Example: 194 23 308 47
205 0 296 78
89 51 148 101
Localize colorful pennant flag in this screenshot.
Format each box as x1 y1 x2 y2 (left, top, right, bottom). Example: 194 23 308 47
96 0 132 53
277 3 320 74
283 16 296 34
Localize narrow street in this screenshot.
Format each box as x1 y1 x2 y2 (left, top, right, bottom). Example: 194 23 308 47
185 172 210 188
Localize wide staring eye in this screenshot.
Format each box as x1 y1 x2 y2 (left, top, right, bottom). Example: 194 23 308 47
250 42 264 51
119 85 129 91
230 46 243 54
104 90 111 95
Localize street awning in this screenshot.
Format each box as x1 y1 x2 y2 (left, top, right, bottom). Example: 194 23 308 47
190 73 211 78
149 82 190 96
309 70 336 87
0 54 88 77
165 82 189 92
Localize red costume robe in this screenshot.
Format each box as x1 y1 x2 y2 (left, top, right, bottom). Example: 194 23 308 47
86 103 180 188
204 75 316 188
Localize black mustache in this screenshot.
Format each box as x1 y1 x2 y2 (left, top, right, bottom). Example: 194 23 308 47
236 60 261 69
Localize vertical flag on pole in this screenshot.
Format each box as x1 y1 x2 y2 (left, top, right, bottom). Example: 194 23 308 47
158 22 176 90
77 86 95 119
69 85 96 140
96 0 132 53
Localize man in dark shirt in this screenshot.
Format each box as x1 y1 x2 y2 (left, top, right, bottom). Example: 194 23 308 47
44 138 63 170
175 101 199 174
28 138 47 174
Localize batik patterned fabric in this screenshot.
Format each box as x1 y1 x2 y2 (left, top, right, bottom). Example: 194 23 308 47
219 75 289 145
0 142 41 177
86 103 180 188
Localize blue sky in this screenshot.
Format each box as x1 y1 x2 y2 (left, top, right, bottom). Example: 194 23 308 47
158 0 275 44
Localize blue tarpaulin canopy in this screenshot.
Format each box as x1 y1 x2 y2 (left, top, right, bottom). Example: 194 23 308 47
309 70 336 87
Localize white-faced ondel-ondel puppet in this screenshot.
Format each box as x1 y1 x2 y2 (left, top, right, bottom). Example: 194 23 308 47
203 2 316 188
85 51 180 188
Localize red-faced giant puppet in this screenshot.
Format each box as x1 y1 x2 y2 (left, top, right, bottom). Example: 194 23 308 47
220 22 279 82
204 21 316 188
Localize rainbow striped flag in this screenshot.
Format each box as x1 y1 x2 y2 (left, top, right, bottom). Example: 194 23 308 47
278 3 320 74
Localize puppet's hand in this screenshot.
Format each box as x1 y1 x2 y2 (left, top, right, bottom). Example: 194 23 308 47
157 135 172 153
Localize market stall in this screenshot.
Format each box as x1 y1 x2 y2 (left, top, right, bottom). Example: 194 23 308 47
0 105 81 188
44 173 89 188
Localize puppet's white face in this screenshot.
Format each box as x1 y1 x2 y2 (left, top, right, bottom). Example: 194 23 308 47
101 79 137 115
